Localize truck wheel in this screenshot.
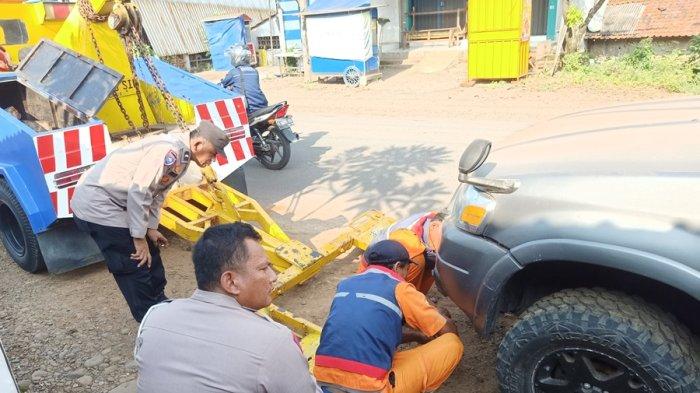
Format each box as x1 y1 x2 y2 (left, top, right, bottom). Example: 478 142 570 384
0 179 45 272
497 288 700 393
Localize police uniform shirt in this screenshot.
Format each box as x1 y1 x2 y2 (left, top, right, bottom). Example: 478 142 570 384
135 289 322 393
71 131 191 238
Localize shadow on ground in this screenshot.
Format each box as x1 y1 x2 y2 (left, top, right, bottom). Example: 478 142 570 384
301 144 452 219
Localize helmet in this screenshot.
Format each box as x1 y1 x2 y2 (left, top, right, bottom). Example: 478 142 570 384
227 44 252 67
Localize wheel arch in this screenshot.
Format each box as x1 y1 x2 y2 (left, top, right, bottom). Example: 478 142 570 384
476 238 700 337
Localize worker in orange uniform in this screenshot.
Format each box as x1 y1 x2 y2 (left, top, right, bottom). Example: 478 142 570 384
358 212 444 294
315 239 463 393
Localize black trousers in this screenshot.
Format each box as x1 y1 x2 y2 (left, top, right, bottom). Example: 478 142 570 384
74 216 168 322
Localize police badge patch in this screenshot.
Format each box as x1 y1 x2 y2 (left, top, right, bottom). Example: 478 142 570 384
164 150 177 166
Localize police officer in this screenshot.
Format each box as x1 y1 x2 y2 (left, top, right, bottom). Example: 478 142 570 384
71 121 229 322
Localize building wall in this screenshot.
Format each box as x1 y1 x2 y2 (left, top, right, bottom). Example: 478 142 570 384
588 37 691 57
251 13 286 66
251 14 285 47
372 0 402 51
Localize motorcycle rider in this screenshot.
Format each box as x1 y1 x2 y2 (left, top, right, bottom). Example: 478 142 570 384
220 44 269 113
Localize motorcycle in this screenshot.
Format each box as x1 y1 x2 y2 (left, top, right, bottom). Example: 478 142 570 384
247 101 298 170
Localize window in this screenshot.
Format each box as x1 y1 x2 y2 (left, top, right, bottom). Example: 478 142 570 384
0 20 29 45
257 36 280 50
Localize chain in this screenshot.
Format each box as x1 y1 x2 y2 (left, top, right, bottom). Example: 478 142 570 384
122 35 151 133
78 0 189 133
78 0 107 22
127 25 190 132
78 0 141 134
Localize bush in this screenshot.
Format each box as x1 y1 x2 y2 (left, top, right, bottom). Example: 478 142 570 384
689 35 700 59
624 38 654 70
688 35 700 73
551 39 700 94
562 52 590 72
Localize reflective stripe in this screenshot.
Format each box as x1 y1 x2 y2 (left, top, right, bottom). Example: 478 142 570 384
334 292 350 298
315 354 388 380
355 293 402 318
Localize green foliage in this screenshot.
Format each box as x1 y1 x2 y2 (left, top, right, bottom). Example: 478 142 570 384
624 38 654 69
689 35 700 57
688 35 700 72
565 6 584 29
552 41 700 94
562 52 590 72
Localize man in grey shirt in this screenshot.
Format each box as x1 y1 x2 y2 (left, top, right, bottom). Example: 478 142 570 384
134 222 321 393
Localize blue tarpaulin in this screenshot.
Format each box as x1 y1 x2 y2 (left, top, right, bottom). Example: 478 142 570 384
133 57 237 104
203 17 247 71
307 0 370 13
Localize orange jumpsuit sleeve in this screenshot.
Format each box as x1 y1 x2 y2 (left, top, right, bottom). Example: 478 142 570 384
395 282 446 337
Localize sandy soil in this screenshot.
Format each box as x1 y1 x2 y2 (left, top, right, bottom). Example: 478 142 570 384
0 57 677 392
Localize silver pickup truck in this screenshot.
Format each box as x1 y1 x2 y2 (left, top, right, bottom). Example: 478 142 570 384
435 97 700 393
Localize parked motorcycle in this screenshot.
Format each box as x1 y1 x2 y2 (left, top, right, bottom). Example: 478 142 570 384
247 101 298 170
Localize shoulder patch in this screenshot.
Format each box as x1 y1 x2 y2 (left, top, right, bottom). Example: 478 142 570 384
164 150 177 166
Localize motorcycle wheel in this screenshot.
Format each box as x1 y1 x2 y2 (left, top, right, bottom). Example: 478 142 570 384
256 128 291 170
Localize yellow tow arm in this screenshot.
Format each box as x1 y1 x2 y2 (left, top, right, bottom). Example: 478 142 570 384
160 167 395 362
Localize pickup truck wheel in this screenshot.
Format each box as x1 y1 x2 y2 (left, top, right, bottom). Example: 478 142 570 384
0 180 45 272
497 288 700 393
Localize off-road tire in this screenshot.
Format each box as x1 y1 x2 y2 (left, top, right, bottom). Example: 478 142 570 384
0 179 45 272
497 287 700 393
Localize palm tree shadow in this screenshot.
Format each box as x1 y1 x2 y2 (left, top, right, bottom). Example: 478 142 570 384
304 144 453 217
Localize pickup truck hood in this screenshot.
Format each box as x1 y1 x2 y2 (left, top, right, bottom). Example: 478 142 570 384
473 97 700 264
477 97 700 179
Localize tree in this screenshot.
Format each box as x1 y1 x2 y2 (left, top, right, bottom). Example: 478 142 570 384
552 0 606 74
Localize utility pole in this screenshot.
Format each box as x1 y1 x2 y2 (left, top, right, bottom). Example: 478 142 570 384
297 0 312 81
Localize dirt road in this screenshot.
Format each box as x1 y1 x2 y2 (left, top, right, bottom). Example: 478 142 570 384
0 58 675 392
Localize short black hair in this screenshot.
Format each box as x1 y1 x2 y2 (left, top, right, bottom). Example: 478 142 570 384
192 222 262 291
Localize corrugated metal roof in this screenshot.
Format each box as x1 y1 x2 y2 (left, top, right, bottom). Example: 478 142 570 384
136 0 275 56
588 0 700 40
588 2 645 38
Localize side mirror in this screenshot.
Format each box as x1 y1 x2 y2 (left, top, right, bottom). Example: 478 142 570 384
458 139 491 182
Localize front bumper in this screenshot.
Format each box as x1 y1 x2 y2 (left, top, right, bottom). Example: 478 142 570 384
433 219 521 336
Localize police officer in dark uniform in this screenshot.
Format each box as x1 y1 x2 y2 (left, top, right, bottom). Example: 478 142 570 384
71 121 229 322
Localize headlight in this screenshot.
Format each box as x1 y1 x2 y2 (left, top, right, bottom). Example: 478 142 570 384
450 184 496 235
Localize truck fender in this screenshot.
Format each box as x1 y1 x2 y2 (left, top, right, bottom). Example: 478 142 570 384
510 239 700 301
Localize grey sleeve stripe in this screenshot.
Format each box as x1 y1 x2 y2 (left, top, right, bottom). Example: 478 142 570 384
355 293 402 318
334 292 350 298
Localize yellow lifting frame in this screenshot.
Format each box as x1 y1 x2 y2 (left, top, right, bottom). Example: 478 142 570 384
160 168 395 362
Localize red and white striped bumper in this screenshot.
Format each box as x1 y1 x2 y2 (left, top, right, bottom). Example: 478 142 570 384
33 124 112 218
194 97 255 180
